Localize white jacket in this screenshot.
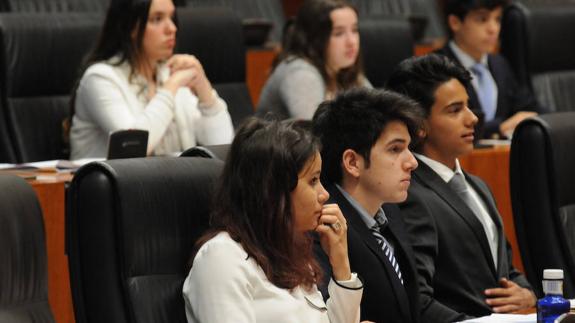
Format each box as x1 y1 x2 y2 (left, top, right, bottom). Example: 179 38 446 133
70 58 234 159
183 232 363 323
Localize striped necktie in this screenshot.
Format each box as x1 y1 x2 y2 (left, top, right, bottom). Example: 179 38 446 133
371 211 404 285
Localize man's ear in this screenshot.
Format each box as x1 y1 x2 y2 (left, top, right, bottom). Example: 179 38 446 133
448 14 463 34
342 149 363 179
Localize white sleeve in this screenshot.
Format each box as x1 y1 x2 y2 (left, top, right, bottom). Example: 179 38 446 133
77 72 178 153
326 273 363 323
193 90 234 145
278 66 326 120
182 239 256 323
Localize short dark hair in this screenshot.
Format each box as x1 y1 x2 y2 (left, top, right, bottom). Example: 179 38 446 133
194 117 322 290
386 54 471 117
444 0 508 21
443 0 508 37
312 88 423 185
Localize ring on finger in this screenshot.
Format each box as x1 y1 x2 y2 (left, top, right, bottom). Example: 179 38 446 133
331 221 342 231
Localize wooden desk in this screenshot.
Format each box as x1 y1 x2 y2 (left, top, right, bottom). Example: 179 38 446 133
460 145 524 272
30 174 75 323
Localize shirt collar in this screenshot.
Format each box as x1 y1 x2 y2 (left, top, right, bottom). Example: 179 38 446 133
414 153 464 183
449 40 489 69
335 184 388 229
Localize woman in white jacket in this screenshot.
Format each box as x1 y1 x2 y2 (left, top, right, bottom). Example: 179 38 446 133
183 118 363 323
69 0 233 159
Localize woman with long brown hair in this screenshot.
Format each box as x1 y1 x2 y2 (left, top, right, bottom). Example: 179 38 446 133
69 0 234 159
183 118 363 322
256 0 370 120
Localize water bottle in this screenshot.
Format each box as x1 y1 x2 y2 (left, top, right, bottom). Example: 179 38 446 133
537 269 570 323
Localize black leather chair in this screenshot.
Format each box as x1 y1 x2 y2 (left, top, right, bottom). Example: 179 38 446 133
67 157 223 323
510 112 575 298
0 13 102 162
176 7 253 129
349 0 446 41
501 2 575 113
185 0 285 43
0 101 16 163
180 144 230 161
0 0 109 12
0 175 55 323
360 16 414 88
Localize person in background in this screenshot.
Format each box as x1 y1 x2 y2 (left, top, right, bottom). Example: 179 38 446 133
183 118 363 323
312 88 423 323
69 0 233 159
387 54 536 322
256 0 370 120
435 0 543 139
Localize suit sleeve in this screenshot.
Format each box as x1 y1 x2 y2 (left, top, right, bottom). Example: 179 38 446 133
483 55 547 138
505 239 532 290
400 190 472 323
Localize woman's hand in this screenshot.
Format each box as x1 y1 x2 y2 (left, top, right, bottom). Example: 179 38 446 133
315 203 351 281
165 54 215 105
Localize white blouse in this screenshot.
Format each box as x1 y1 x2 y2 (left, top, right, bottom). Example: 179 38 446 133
70 58 234 159
183 232 363 323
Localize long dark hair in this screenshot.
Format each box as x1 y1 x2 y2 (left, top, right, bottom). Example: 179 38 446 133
65 0 158 142
278 0 364 91
194 118 323 290
88 0 153 73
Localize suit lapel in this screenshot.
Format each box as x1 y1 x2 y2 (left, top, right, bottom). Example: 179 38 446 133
465 173 506 275
327 185 412 321
487 55 506 118
414 162 498 278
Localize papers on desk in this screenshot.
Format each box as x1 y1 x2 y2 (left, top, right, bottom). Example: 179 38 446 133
477 139 511 146
0 158 103 173
460 313 536 322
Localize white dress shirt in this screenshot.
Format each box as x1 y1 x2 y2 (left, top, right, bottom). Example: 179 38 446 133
183 232 363 323
415 154 499 268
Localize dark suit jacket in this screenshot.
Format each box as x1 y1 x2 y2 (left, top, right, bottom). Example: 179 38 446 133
315 184 421 323
399 160 532 323
436 45 544 139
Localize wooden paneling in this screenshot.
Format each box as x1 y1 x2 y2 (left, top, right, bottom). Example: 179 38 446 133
31 176 75 323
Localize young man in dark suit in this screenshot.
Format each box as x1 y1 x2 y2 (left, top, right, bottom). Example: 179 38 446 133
312 88 423 323
387 54 536 322
436 0 544 139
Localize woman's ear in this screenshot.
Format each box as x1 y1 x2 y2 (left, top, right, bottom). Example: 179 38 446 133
341 149 363 179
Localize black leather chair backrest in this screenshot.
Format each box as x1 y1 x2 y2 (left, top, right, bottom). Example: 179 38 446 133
67 157 223 323
0 100 16 162
349 0 446 41
360 16 414 88
185 0 285 42
510 112 575 298
0 0 109 12
176 7 253 129
0 13 102 162
501 2 575 113
0 175 54 323
180 143 230 161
